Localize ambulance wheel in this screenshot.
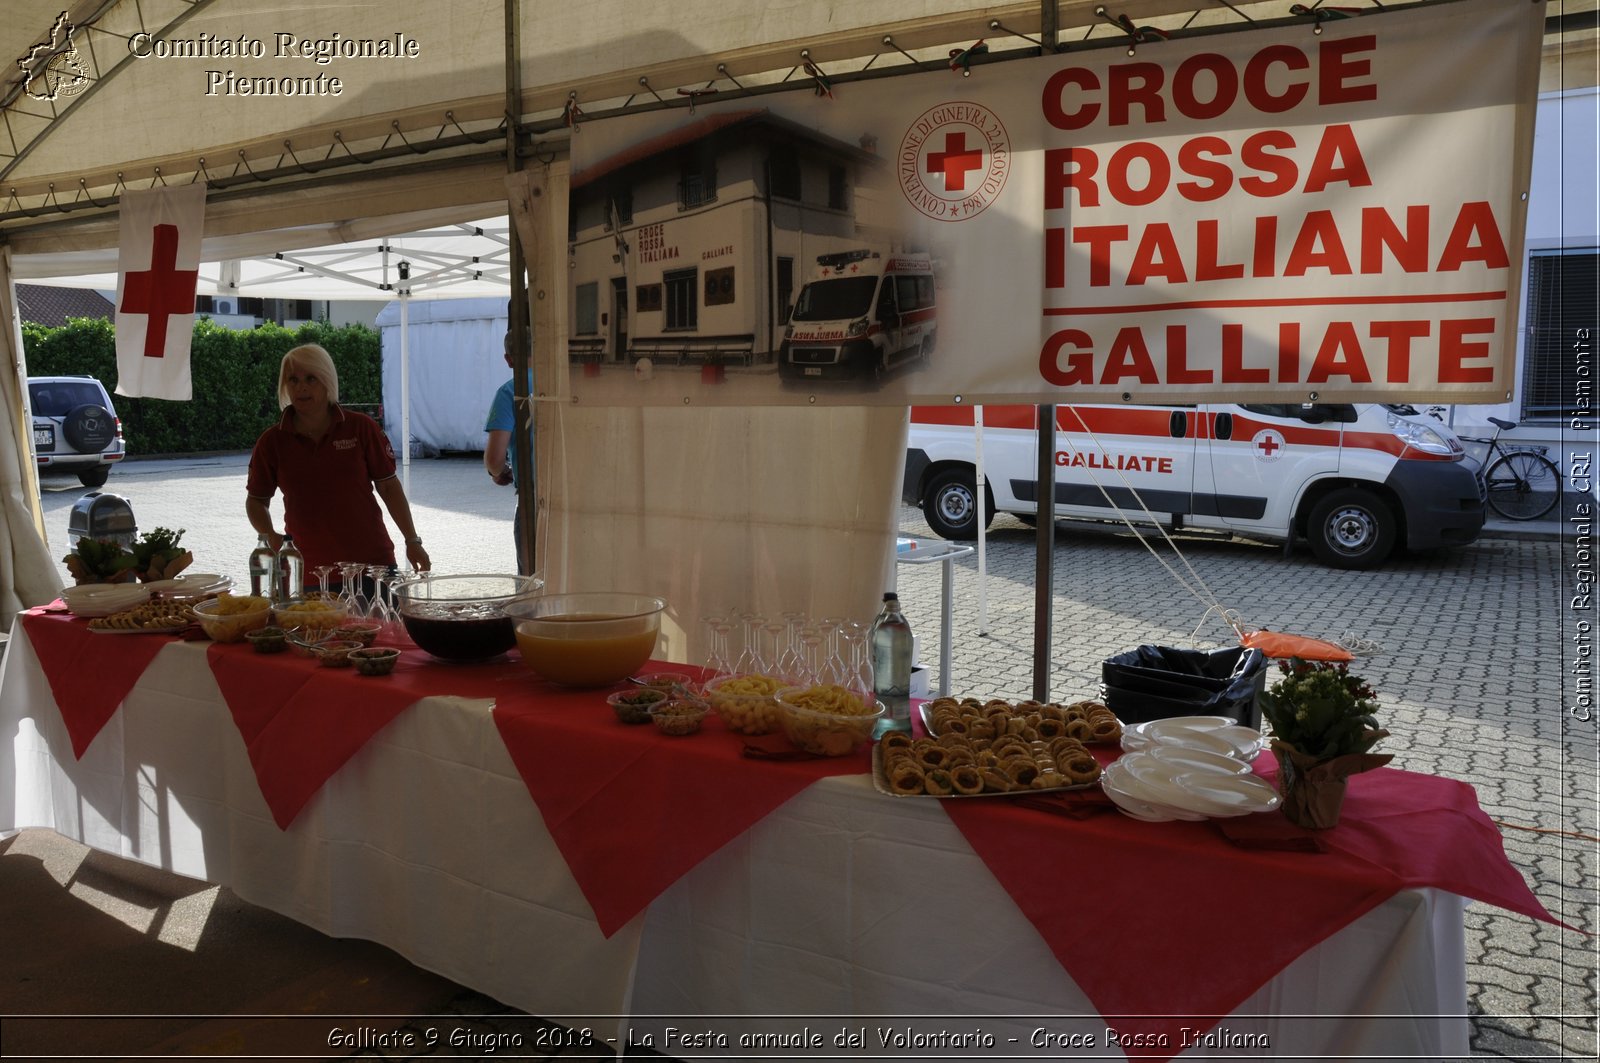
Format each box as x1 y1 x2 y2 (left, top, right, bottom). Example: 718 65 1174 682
924 468 991 540
1307 488 1396 570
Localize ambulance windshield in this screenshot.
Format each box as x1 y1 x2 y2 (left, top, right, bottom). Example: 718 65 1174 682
791 277 878 321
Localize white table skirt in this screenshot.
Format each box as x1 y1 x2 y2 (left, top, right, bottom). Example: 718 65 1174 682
0 625 1469 1060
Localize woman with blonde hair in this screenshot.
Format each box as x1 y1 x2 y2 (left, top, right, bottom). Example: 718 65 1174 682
245 343 430 581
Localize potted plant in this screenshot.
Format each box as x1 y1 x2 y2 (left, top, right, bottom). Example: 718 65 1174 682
63 537 137 585
128 527 191 583
1258 657 1393 829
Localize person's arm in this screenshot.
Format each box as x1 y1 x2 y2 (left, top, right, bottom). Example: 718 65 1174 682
484 429 512 485
374 475 431 571
245 497 284 553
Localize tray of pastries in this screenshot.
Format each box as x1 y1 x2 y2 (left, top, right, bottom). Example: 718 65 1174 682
919 695 1123 745
87 599 197 634
872 729 1103 798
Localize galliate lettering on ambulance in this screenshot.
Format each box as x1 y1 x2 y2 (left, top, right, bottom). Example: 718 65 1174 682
1054 450 1174 474
636 223 679 264
1034 32 1515 392
702 245 734 261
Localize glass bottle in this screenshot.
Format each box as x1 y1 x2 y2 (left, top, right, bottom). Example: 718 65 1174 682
248 535 277 599
870 592 913 736
276 535 305 603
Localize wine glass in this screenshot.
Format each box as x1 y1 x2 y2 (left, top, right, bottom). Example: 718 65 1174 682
797 629 826 688
701 617 734 682
819 616 849 687
311 565 336 598
337 562 368 614
756 623 785 677
731 612 766 676
775 612 807 684
364 564 393 622
840 622 872 696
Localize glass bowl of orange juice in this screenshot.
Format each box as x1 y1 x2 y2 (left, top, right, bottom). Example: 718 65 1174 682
505 593 666 687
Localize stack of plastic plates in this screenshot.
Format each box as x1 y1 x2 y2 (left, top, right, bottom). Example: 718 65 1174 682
1103 716 1279 821
1101 749 1281 821
60 582 151 618
1121 715 1265 761
146 573 233 599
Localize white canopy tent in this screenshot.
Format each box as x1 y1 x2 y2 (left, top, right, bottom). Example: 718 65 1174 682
0 0 1591 649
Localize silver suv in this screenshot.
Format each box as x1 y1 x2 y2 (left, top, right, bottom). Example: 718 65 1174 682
28 375 125 487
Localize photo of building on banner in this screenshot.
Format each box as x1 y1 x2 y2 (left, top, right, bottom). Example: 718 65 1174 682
562 0 1542 408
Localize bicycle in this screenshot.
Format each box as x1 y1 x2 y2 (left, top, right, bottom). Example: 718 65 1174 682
1447 414 1562 521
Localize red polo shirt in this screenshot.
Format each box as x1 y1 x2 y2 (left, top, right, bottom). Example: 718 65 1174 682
246 405 398 573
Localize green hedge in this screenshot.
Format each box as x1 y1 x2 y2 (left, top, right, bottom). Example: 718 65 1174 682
21 319 382 455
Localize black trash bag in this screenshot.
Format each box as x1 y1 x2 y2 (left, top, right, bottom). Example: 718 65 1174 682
1100 645 1267 728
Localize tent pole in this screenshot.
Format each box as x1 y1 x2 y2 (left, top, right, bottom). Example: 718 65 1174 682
1032 0 1059 703
506 0 536 578
399 266 411 496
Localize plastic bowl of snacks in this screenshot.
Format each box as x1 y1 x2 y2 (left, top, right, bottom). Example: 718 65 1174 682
312 639 362 668
245 625 288 654
394 573 543 662
190 594 273 643
776 684 884 757
331 620 383 647
505 593 665 687
635 670 694 694
273 597 348 636
607 687 667 725
350 646 402 676
702 673 786 735
650 694 709 737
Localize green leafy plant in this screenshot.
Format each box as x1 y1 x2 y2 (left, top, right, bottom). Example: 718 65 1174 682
129 526 190 580
63 537 136 583
1258 657 1387 762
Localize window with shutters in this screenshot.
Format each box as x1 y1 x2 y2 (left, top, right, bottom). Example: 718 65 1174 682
664 268 698 330
1522 249 1599 421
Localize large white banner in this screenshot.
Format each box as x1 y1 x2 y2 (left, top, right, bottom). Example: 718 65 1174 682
115 183 205 401
564 0 1543 407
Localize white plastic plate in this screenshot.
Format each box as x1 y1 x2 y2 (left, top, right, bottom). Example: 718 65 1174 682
1173 770 1282 814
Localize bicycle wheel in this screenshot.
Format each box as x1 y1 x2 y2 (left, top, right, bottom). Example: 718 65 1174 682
1484 450 1561 520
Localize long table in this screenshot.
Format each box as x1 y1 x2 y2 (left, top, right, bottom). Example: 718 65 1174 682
0 619 1500 1059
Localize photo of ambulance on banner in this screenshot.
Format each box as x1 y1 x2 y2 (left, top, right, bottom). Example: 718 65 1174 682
561 0 1541 408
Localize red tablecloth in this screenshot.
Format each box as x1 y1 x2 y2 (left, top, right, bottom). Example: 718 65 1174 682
20 608 173 758
22 619 1565 1049
492 663 868 936
205 640 529 828
941 756 1564 1061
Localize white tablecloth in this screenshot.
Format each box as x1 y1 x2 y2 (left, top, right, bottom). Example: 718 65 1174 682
0 625 1469 1059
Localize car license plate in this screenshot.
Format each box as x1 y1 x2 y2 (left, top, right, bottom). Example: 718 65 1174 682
804 367 822 377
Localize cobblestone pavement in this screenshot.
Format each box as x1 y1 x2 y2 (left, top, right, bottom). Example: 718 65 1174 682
34 457 1599 1060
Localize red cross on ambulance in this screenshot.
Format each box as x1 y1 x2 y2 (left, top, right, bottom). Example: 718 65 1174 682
1251 429 1286 462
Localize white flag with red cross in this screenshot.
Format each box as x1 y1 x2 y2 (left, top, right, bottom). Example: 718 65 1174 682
114 183 205 401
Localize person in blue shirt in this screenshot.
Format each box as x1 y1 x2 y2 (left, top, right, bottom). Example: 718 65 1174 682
483 331 534 575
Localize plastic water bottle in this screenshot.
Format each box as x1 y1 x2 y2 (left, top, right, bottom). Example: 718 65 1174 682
276 535 304 603
870 592 913 736
249 535 277 599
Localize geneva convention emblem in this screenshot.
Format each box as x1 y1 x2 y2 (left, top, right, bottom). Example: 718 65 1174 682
898 101 1010 222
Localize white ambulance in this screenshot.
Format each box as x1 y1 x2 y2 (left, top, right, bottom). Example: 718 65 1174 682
778 249 936 383
904 403 1487 569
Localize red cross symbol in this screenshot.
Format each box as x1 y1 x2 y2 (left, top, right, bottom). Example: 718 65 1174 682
119 223 198 357
926 131 984 192
1257 435 1281 456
